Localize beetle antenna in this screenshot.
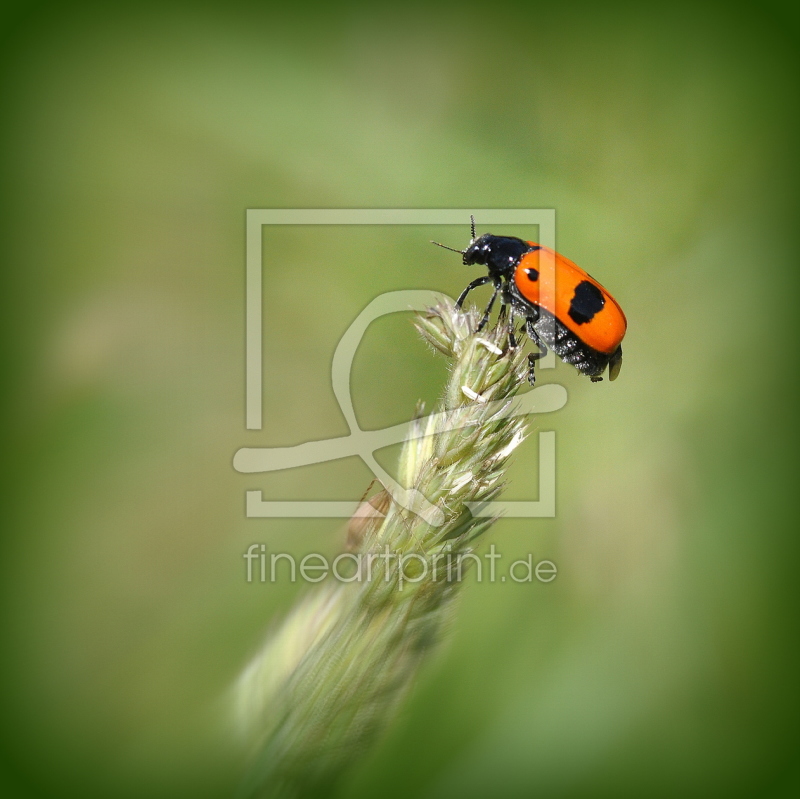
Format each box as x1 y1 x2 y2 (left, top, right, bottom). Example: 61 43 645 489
430 240 465 254
470 214 476 241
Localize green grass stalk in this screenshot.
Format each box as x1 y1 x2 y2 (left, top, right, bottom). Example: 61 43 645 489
232 299 530 798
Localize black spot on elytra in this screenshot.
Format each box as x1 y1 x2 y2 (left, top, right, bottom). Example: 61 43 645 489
524 268 539 281
568 280 605 325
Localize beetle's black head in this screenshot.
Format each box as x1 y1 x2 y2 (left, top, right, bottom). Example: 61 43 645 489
462 233 530 278
462 233 496 266
432 217 532 279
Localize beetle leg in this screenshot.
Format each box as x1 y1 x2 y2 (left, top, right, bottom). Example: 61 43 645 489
527 354 537 386
525 317 548 385
476 281 501 332
456 275 492 308
525 319 548 359
506 304 518 351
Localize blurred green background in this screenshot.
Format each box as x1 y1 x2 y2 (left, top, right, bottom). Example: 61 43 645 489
1 2 798 797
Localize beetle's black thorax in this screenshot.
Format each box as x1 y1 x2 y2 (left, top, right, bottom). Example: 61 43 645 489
462 234 533 279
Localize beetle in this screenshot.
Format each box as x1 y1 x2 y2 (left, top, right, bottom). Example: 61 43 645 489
433 216 627 383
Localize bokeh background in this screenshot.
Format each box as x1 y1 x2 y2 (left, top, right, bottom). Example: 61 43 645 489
1 2 798 798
